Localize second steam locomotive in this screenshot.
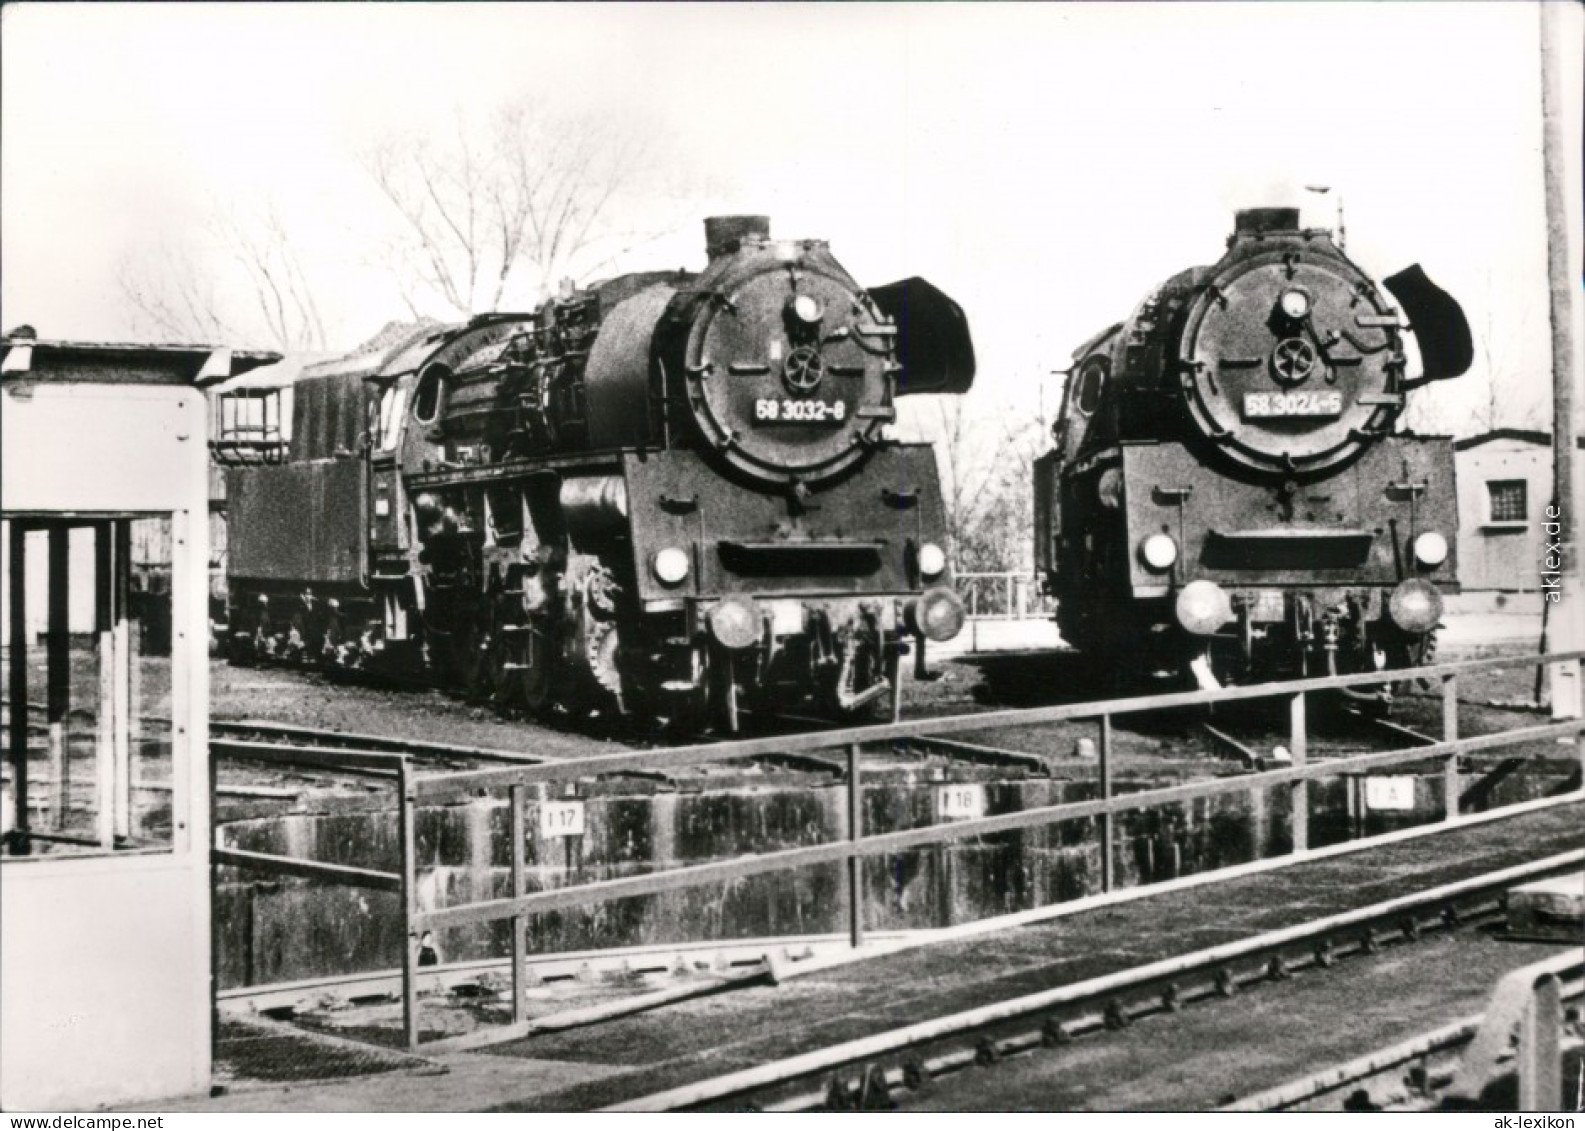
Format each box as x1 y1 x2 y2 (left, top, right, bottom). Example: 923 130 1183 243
1036 208 1474 693
226 216 975 730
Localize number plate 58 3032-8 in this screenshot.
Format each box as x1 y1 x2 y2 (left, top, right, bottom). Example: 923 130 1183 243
1243 390 1344 418
754 398 846 423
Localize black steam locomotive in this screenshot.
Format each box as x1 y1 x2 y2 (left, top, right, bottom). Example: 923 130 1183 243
226 216 974 730
1035 208 1473 692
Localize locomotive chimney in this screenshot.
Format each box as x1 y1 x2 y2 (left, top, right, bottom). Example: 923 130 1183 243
1234 207 1301 235
705 215 770 259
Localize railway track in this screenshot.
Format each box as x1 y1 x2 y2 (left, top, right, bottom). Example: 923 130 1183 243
209 720 849 791
209 718 1071 786
604 849 1585 1112
211 719 549 766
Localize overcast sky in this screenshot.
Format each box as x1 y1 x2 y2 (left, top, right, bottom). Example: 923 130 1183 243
2 1 1580 430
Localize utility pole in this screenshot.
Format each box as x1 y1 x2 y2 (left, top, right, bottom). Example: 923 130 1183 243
1540 1 1582 720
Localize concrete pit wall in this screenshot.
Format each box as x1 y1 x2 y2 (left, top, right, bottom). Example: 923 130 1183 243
214 762 1562 989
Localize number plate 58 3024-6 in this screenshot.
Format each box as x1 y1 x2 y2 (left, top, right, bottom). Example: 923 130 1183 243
1243 390 1344 418
754 398 846 423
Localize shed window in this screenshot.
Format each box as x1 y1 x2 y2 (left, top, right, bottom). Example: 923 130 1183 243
213 389 288 464
2 517 175 858
218 390 280 441
1486 480 1527 524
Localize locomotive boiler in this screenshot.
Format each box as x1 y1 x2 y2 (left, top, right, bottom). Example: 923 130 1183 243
1035 207 1473 692
227 216 975 730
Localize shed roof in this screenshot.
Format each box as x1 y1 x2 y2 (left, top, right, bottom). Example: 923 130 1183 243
207 352 337 395
1 334 281 387
1453 428 1585 452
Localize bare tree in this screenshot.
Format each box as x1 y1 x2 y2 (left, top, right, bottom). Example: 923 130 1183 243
115 202 329 351
910 398 1046 574
116 240 240 344
1467 288 1546 433
361 99 685 317
216 202 329 351
1404 269 1543 437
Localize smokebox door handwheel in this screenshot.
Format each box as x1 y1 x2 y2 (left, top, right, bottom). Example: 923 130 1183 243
683 264 891 486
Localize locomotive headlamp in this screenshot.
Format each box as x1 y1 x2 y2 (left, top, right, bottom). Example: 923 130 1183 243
1174 580 1233 637
1140 533 1179 572
1280 289 1311 320
790 294 823 325
907 586 967 642
917 542 947 579
1413 531 1449 569
707 595 762 651
652 547 691 586
1388 578 1444 635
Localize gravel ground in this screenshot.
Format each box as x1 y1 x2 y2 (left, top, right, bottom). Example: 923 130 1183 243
212 662 622 760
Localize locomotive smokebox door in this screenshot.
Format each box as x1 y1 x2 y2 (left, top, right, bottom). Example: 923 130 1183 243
674 220 912 489
1175 213 1421 479
868 277 978 396
1383 264 1474 384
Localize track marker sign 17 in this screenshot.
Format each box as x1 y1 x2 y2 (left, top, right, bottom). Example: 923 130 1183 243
540 800 586 838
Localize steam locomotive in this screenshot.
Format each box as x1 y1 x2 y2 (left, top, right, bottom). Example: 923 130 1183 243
1035 208 1473 692
226 216 975 730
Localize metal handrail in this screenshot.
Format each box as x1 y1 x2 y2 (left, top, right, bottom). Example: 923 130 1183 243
210 648 1585 1052
399 650 1585 1050
418 721 1584 932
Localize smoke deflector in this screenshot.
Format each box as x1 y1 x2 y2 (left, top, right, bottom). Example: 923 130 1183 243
1384 264 1474 385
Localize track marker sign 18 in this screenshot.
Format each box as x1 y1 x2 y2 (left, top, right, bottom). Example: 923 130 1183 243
937 783 986 820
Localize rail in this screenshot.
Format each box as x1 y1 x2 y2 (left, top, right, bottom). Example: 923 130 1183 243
210 649 1585 1051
